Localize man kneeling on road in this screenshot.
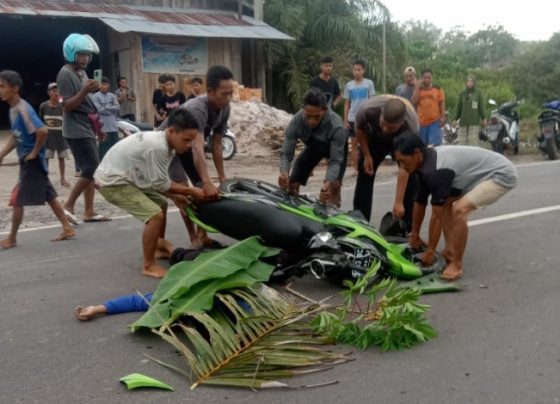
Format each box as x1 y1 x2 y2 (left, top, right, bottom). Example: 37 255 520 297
94 109 204 278
393 133 518 281
279 88 348 206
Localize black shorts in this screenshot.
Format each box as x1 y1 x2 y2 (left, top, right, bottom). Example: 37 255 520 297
66 137 99 179
168 150 202 187
289 141 348 186
11 159 57 207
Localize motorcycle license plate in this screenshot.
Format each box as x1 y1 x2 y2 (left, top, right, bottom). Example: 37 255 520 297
543 124 555 139
352 248 373 271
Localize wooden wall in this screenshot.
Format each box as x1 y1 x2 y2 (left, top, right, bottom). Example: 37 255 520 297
106 29 244 124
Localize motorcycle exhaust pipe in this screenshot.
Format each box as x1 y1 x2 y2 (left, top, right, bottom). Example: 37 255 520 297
307 259 336 279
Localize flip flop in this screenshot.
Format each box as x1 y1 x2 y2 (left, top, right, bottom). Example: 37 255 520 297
83 214 112 222
64 209 79 226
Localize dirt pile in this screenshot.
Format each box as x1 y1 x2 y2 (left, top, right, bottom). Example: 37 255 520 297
229 101 293 157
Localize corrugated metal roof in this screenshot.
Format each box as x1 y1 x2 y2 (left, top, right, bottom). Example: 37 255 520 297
0 0 293 40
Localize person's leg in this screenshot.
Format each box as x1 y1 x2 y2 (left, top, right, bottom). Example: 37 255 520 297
443 197 476 280
441 198 456 264
402 172 418 232
75 292 154 321
467 125 480 146
156 238 176 260
64 138 98 217
329 140 348 206
58 156 70 187
142 211 167 278
352 152 376 221
47 196 76 241
289 145 322 195
0 206 23 248
428 121 443 147
419 126 429 145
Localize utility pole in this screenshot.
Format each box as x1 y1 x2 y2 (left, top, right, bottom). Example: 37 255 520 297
382 22 386 93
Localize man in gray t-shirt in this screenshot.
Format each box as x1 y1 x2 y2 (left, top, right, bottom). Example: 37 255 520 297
393 133 518 282
279 88 348 206
56 33 110 223
395 66 419 105
165 65 234 248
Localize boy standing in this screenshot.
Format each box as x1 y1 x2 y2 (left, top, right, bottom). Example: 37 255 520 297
187 77 204 100
344 60 375 172
92 76 120 160
94 109 204 278
39 82 70 187
152 75 168 128
115 77 136 122
415 69 445 147
310 56 341 109
156 76 186 123
0 70 75 248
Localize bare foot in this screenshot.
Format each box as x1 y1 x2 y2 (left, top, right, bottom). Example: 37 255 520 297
441 263 463 281
155 238 174 259
61 180 71 187
143 263 168 278
51 227 76 242
0 238 17 249
74 305 107 321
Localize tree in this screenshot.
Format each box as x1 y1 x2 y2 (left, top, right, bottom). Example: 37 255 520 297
264 0 394 112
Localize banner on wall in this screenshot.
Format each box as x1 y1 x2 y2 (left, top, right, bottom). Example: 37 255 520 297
141 36 208 75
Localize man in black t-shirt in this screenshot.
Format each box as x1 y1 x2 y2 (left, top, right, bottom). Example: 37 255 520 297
152 75 168 128
309 56 341 109
156 75 186 124
352 95 419 228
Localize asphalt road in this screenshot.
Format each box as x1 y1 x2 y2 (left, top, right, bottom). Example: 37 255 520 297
1 159 559 404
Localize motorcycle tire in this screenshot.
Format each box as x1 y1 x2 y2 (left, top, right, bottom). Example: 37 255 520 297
383 236 446 275
545 137 558 160
222 136 236 160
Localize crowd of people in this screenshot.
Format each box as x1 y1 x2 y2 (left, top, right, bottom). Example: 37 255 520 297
0 33 518 287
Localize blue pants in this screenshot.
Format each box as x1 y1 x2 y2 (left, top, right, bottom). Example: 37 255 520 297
104 293 153 315
419 121 442 146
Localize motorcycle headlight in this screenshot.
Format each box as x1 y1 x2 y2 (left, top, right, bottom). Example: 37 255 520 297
308 232 338 249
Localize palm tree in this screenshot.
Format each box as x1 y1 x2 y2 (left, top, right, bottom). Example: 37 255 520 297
263 0 401 112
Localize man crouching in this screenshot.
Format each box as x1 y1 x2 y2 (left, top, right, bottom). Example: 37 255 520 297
393 133 518 281
94 109 204 278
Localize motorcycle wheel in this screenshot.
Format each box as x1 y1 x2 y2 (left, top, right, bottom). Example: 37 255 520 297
383 236 446 275
222 136 236 160
545 137 558 160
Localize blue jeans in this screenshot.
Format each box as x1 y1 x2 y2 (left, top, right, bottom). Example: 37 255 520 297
419 121 442 146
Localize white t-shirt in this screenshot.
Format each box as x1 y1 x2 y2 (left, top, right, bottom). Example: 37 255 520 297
94 131 174 192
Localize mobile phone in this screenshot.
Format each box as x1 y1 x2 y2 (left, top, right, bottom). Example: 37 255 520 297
93 69 102 83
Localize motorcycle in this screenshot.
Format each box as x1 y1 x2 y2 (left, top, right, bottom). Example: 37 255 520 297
115 119 237 160
479 99 521 154
186 178 446 286
442 112 459 145
536 100 560 160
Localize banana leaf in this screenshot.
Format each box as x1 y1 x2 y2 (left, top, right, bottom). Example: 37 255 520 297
399 272 461 293
119 373 173 391
132 250 276 330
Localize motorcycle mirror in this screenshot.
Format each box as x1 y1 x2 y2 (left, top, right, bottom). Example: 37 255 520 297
488 99 497 106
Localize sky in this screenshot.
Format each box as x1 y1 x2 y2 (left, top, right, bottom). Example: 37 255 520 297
386 0 557 41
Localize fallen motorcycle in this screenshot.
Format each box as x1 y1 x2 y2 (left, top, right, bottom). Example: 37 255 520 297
186 178 446 286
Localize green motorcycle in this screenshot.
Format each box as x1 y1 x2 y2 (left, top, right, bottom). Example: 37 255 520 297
187 178 445 285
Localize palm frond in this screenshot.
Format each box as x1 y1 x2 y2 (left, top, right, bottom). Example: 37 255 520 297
150 284 352 390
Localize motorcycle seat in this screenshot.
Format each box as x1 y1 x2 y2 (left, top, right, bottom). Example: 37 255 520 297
194 198 326 249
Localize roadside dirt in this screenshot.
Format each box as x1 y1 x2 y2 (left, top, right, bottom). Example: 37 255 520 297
0 131 545 233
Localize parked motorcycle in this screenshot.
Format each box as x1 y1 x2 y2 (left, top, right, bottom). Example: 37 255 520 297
442 112 459 145
186 178 446 286
479 99 521 154
536 100 560 160
115 119 237 160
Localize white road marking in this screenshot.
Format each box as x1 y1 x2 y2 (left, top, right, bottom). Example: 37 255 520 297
468 205 560 227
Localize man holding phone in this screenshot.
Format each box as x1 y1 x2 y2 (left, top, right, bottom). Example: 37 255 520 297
56 33 110 224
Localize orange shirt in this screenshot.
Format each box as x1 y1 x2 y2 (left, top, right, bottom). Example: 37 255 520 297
417 86 445 126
